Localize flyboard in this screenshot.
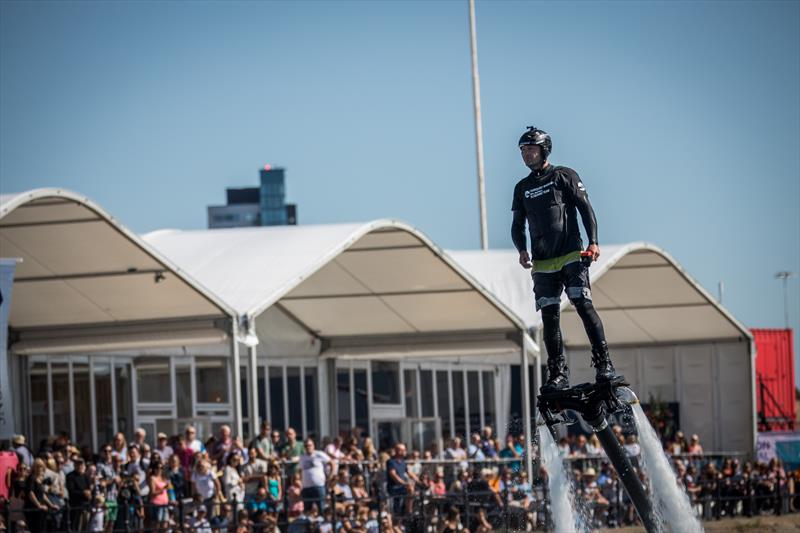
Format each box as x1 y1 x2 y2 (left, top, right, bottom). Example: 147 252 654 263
537 375 659 533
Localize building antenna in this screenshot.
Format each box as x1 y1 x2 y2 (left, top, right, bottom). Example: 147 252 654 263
775 271 795 329
468 0 488 250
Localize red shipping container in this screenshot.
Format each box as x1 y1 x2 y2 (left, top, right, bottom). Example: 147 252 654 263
753 328 796 431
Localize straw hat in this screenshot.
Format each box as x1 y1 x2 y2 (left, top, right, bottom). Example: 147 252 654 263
11 434 25 446
584 467 597 477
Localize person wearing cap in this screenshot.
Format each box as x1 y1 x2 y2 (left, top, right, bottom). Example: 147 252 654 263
154 433 173 463
186 505 212 533
11 435 33 468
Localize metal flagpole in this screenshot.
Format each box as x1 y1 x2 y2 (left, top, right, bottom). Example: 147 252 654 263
468 0 488 250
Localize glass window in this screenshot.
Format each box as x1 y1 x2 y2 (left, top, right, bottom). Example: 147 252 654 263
52 363 71 436
196 358 228 403
468 371 481 434
482 371 496 431
78 367 89 441
29 363 48 447
136 358 171 403
420 370 434 417
354 369 369 436
452 370 466 439
94 362 113 447
176 365 192 418
286 367 302 433
115 364 133 436
240 367 248 418
436 371 451 439
404 369 418 417
269 366 285 430
371 362 400 404
304 368 317 438
337 369 350 436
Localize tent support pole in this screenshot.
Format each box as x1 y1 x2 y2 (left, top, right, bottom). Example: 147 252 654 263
249 344 259 431
231 320 243 438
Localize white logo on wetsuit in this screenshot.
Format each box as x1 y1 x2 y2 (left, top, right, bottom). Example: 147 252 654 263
524 180 554 199
578 181 586 191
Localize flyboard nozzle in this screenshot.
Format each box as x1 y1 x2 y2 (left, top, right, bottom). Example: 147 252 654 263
615 386 640 405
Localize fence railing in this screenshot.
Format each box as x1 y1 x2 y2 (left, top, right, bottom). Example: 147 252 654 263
0 452 793 533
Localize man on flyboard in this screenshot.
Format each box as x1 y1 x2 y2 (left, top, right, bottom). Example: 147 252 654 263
511 126 617 392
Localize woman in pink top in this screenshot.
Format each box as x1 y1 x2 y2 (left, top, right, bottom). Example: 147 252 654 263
148 464 170 532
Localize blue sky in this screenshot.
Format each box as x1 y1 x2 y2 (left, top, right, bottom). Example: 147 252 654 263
1 1 798 377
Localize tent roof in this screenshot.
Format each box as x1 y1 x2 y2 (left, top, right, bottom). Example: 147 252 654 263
143 221 525 338
0 189 235 329
447 244 753 346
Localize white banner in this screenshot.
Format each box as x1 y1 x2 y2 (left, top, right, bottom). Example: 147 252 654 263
0 259 17 440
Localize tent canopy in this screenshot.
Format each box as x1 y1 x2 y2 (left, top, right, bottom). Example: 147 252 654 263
0 189 234 334
448 243 752 346
144 221 525 339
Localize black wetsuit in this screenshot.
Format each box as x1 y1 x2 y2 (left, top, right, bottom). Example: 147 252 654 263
510 164 608 364
510 165 597 259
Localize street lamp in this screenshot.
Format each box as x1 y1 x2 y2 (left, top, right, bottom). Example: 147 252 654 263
775 271 795 329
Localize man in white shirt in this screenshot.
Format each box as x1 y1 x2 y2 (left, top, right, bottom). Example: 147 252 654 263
242 445 268 500
185 426 205 453
299 438 331 512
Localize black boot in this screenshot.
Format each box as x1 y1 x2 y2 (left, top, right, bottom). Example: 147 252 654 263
592 343 617 382
542 356 570 392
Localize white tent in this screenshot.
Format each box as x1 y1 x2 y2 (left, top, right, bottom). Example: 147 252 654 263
447 245 756 453
0 189 240 446
144 222 538 446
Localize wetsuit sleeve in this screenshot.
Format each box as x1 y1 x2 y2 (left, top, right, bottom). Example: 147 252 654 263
511 183 527 252
561 168 598 245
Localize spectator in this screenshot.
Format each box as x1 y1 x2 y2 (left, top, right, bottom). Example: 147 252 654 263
11 436 33 468
251 422 274 461
185 426 205 454
0 448 19 500
286 472 304 518
387 443 418 515
265 461 283 512
111 433 128 462
687 434 704 456
282 428 305 473
192 460 221 518
572 434 589 456
247 486 272 516
186 504 212 533
270 430 283 455
148 462 170 531
362 437 378 464
125 445 149 497
88 493 105 532
499 435 523 472
209 425 234 465
582 467 609 526
166 453 187 501
586 434 602 456
242 445 268 500
467 434 486 461
481 427 498 459
431 470 447 497
674 431 689 454
623 435 641 461
351 473 371 504
154 433 173 463
299 438 331 512
437 507 468 533
557 437 571 458
44 456 66 530
332 470 355 515
132 428 147 449
223 453 245 505
26 459 57 533
66 458 91 531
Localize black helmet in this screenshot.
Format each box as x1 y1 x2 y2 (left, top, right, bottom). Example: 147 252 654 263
518 126 552 160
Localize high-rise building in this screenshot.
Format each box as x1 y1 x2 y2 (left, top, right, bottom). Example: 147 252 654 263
208 165 297 228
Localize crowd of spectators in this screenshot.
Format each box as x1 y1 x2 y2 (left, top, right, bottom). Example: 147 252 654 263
0 421 798 533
